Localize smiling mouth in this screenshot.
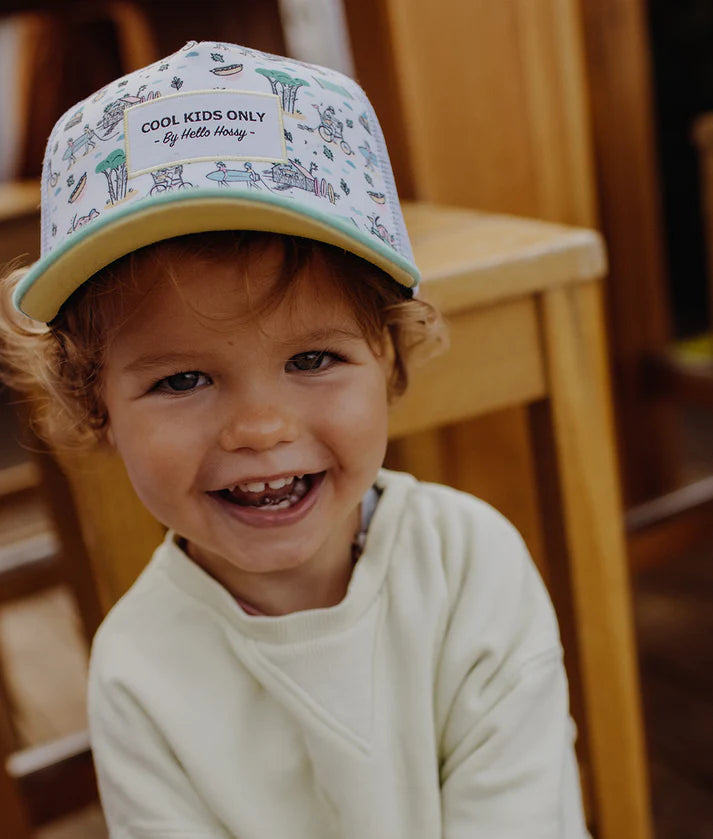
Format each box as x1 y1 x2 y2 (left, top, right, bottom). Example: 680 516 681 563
214 473 319 510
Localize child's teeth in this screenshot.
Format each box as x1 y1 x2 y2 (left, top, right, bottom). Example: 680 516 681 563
234 476 299 492
241 481 267 492
229 474 309 496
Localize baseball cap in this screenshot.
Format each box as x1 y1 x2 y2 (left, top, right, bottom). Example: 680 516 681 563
14 39 420 323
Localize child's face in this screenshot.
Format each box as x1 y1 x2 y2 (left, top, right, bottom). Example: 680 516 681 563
101 242 391 608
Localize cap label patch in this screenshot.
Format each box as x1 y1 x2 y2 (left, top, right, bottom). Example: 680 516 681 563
124 90 286 176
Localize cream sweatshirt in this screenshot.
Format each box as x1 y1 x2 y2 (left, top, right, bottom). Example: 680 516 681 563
88 469 589 838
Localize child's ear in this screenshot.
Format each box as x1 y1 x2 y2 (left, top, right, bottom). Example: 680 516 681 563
105 425 116 448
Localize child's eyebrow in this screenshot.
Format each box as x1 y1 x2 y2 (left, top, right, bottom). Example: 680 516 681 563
282 327 364 345
121 351 223 375
120 329 364 374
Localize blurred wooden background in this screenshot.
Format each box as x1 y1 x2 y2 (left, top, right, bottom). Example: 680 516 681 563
1 0 713 836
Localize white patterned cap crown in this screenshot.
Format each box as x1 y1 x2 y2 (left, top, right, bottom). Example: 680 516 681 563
14 40 419 322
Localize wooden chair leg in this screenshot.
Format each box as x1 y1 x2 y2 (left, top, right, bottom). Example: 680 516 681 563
0 643 21 754
8 411 105 646
0 758 32 839
528 398 594 823
534 280 653 839
8 731 98 828
32 448 104 644
0 644 31 838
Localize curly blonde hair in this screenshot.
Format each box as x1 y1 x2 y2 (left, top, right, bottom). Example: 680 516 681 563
0 232 447 448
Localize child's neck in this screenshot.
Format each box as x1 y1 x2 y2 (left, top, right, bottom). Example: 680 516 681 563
232 552 355 616
185 506 361 616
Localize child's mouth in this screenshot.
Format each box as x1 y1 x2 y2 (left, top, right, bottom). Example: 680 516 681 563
216 473 316 510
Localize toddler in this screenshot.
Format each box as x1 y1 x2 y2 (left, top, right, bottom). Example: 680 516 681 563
2 40 589 838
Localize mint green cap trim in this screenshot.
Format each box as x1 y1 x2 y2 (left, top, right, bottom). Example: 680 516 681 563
15 188 420 322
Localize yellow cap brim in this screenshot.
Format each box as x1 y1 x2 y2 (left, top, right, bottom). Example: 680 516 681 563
16 194 419 322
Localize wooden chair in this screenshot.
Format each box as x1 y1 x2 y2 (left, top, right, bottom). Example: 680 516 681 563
0 756 31 839
343 0 679 515
0 637 32 838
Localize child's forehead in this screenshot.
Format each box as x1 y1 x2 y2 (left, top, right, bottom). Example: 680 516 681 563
113 239 357 333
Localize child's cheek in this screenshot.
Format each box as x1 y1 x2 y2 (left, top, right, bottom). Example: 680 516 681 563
331 374 389 457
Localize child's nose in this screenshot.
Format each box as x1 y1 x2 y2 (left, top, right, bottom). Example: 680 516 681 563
217 399 298 453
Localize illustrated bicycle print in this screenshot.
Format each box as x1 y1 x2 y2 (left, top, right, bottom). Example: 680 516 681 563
150 165 193 194
313 105 352 155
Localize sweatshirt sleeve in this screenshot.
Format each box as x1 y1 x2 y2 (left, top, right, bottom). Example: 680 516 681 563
434 497 591 839
88 636 229 839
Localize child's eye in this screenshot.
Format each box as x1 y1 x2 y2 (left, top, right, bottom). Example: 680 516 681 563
155 371 211 393
286 351 342 372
